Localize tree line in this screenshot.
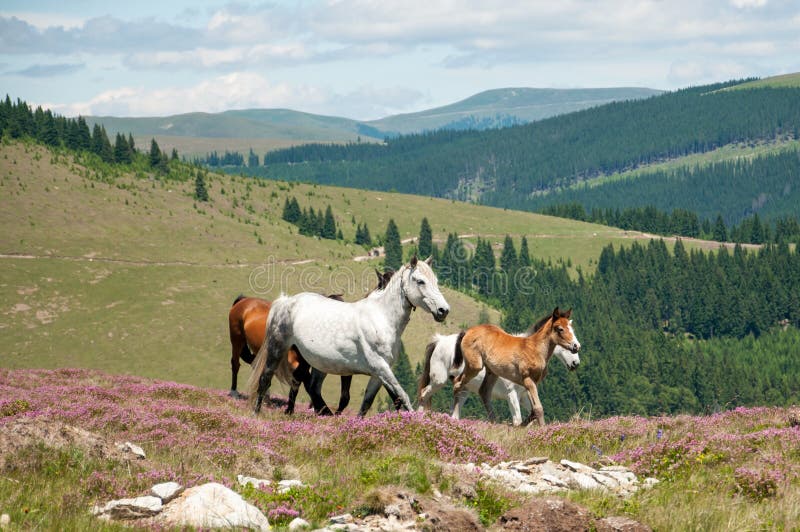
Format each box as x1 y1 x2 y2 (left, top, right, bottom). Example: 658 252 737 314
240 81 800 207
539 203 800 245
529 148 800 226
405 218 800 420
0 96 177 173
281 197 342 240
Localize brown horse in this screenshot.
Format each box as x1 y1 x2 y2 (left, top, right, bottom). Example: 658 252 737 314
227 270 394 413
451 307 581 426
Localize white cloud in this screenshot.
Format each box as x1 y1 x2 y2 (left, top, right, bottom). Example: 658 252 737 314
730 0 768 8
44 71 426 120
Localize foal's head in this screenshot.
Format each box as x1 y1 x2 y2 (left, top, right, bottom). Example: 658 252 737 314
548 307 581 354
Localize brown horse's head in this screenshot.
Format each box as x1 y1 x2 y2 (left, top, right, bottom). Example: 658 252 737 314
549 307 581 354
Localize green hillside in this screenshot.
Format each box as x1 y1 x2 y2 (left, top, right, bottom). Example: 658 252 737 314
1 140 661 404
255 80 800 224
726 72 800 90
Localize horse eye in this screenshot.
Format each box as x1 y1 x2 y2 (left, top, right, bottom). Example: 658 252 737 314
416 279 426 286
556 326 564 333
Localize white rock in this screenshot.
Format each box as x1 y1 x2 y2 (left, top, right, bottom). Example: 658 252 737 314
289 517 311 530
117 441 146 459
278 479 305 493
0 514 10 529
540 474 569 489
643 477 660 488
157 482 270 531
569 472 603 491
329 513 354 524
590 472 619 489
560 459 595 474
523 456 550 465
102 496 162 519
238 475 272 489
151 481 183 503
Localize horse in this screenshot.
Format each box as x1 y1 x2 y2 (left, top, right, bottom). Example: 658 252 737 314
227 270 393 411
451 307 580 426
247 255 449 416
417 314 580 425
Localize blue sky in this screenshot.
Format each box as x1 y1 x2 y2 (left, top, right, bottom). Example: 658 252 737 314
1 0 798 120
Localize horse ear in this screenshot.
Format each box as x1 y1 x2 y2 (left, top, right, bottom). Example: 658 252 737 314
410 254 418 267
425 255 434 266
552 307 560 321
564 308 572 319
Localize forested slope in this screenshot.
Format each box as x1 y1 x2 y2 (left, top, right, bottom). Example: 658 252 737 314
254 81 800 212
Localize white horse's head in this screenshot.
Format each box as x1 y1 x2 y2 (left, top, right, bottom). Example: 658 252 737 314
403 256 450 322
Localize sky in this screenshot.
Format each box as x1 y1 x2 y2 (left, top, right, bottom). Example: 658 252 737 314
1 0 798 120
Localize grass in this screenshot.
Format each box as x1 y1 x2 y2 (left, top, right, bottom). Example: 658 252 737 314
725 72 800 90
2 368 799 530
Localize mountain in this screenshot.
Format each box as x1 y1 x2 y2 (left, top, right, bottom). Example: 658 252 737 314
253 78 800 225
85 86 662 157
365 87 662 135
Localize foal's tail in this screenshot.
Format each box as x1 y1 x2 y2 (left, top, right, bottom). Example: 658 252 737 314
416 338 438 403
232 294 247 306
452 330 466 369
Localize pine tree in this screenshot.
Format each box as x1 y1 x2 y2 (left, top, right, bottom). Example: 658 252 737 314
322 205 337 240
127 133 136 153
500 235 517 273
248 148 259 167
384 219 403 270
194 171 209 202
114 133 132 164
418 217 433 259
713 214 728 242
519 236 531 267
149 138 162 168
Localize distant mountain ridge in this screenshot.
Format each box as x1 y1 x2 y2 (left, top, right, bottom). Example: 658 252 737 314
86 86 663 145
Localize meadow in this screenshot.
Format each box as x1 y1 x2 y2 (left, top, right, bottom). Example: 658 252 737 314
2 368 799 530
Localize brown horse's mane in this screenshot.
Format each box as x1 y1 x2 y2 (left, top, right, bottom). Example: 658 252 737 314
523 308 572 336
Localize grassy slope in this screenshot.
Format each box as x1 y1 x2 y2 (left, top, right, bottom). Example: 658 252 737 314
726 72 800 90
1 140 672 404
557 137 800 191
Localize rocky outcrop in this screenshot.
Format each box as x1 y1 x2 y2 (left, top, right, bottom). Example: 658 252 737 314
453 457 658 497
93 481 271 530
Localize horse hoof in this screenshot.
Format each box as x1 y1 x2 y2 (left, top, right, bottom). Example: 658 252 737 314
317 406 334 416
229 390 241 399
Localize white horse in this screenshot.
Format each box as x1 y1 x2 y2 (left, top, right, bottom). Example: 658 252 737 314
417 318 580 426
248 256 450 415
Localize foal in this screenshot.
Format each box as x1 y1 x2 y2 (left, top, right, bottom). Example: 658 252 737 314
452 307 580 426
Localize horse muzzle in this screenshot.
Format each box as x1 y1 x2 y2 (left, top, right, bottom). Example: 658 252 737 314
569 343 581 354
568 360 580 371
433 307 449 322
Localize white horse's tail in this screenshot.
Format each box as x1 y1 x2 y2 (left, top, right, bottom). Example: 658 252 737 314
246 295 291 408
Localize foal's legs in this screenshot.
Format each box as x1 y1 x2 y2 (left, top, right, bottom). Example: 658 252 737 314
451 363 483 419
478 371 500 422
522 377 545 427
451 388 471 420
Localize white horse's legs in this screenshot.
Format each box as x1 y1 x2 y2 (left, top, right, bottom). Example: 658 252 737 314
451 388 470 419
503 381 523 426
368 356 413 411
418 361 450 411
